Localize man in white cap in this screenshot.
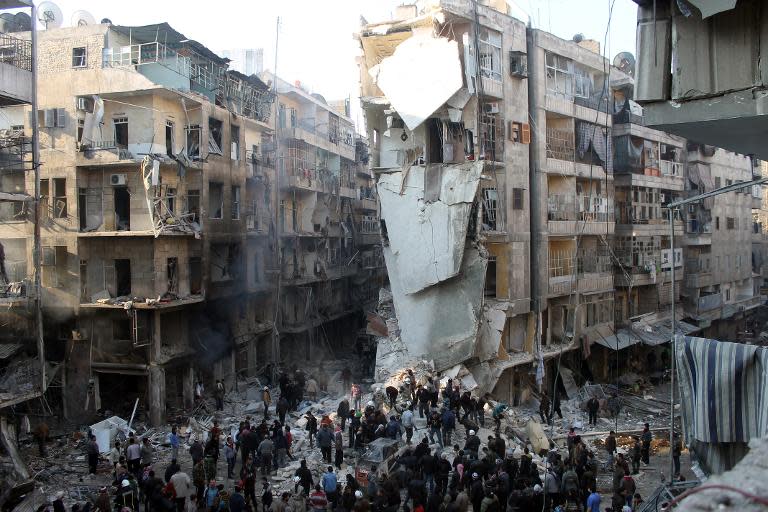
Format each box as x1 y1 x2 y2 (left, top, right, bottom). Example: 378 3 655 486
464 429 480 456
52 491 65 512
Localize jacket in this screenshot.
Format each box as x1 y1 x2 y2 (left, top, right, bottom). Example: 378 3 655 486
170 472 192 499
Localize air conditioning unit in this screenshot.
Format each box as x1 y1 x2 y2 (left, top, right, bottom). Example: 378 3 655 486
483 102 500 114
688 204 697 213
110 173 127 186
76 97 88 111
659 193 666 203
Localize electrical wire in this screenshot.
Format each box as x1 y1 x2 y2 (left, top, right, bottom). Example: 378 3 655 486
663 484 768 509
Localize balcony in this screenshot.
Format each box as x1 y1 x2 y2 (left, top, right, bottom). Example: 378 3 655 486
545 93 610 126
281 263 358 286
548 272 613 296
548 250 613 296
352 196 377 212
0 33 32 105
280 123 355 161
684 220 712 245
246 151 274 180
246 210 271 236
547 195 615 236
697 294 723 313
660 160 683 177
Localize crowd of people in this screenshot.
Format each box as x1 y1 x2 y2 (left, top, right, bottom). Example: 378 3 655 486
37 368 666 512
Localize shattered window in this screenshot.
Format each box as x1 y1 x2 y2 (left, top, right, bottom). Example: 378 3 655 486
186 124 201 159
208 117 223 155
481 188 498 231
546 52 573 96
479 28 502 82
72 47 87 68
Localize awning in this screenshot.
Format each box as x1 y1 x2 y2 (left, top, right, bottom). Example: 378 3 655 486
592 318 700 351
593 330 639 351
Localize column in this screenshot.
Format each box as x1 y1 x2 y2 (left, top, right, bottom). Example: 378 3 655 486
148 366 166 426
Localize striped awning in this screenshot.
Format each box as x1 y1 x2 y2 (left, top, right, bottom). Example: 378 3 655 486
676 335 768 474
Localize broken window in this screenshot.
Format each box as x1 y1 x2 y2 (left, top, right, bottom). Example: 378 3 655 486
80 259 87 302
546 52 574 96
167 257 178 294
208 117 223 155
53 177 67 218
186 124 200 159
114 117 128 148
165 120 174 156
727 217 735 230
114 259 131 296
479 28 502 82
209 182 223 219
114 186 130 230
481 188 498 231
77 118 84 143
72 47 87 68
230 125 240 160
165 188 176 216
189 257 202 294
41 245 67 288
485 256 497 297
231 185 240 220
132 310 151 347
186 189 200 223
479 108 500 161
253 253 260 283
211 243 239 281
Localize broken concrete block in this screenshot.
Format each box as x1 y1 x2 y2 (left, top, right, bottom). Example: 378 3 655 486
244 401 264 414
526 419 550 455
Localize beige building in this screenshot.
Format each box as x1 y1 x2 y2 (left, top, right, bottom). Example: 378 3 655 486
0 21 377 426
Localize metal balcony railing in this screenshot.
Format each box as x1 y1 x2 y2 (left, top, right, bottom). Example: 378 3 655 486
0 33 32 72
548 195 614 222
660 160 683 177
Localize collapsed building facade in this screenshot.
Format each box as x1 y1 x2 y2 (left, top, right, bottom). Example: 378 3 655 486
358 0 766 405
0 20 381 427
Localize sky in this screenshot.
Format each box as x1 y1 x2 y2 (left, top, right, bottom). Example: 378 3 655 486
30 0 638 128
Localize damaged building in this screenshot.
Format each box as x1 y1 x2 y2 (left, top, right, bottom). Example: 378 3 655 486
358 0 534 402
358 0 766 406
0 20 379 427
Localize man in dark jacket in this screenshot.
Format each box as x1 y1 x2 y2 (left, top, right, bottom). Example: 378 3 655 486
420 450 437 495
470 473 485 512
441 408 456 446
587 396 600 426
295 459 313 495
641 423 653 465
316 425 334 463
337 399 350 431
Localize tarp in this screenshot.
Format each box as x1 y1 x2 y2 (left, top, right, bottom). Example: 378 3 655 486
676 335 768 474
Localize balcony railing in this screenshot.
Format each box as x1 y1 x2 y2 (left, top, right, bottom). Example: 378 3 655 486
0 33 32 72
660 160 683 177
548 195 614 222
698 294 723 312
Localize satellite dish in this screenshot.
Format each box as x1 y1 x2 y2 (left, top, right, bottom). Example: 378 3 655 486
613 52 636 77
37 1 63 29
572 33 584 43
71 10 96 27
101 18 113 25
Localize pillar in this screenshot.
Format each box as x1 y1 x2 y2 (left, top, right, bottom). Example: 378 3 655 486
182 364 194 410
148 366 166 426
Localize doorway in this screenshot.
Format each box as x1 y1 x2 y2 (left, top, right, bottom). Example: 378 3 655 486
114 186 130 230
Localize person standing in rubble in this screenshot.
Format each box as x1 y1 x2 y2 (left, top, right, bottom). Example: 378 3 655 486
402 405 415 444
126 437 142 477
351 383 362 411
605 431 617 470
630 436 641 474
277 394 289 426
224 436 236 479
305 411 319 448
428 409 443 447
196 380 205 404
539 393 552 425
337 398 350 432
215 380 225 411
441 407 456 446
190 438 204 466
86 434 100 475
641 424 652 466
33 421 49 457
317 424 334 463
672 431 682 478
416 385 430 419
295 459 314 495
262 386 272 419
385 385 399 407
258 435 274 476
587 396 600 427
334 425 344 469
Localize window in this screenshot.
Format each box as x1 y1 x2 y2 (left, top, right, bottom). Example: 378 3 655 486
479 28 502 82
41 246 67 288
546 52 573 96
185 124 200 159
53 177 67 218
716 217 720 230
573 68 591 98
209 182 223 219
167 257 178 294
726 179 733 187
186 189 200 223
231 185 240 220
230 125 240 160
253 253 261 283
77 118 84 143
40 179 49 220
485 256 497 297
715 177 722 188
113 318 131 341
725 288 731 301
727 217 735 230
189 257 202 294
165 120 174 156
208 117 223 154
39 108 66 128
513 188 524 210
165 188 176 215
113 117 128 148
481 188 498 230
72 47 87 68
114 259 131 296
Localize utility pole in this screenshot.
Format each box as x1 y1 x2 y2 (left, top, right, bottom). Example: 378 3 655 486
31 1 45 393
270 16 281 376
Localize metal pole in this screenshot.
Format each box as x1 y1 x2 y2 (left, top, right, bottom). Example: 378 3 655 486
669 206 676 480
31 1 45 393
270 17 281 374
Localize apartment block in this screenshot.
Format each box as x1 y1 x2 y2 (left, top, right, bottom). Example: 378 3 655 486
0 21 377 427
528 29 617 383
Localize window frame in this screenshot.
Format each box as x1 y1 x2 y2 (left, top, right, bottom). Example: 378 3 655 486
72 47 87 68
